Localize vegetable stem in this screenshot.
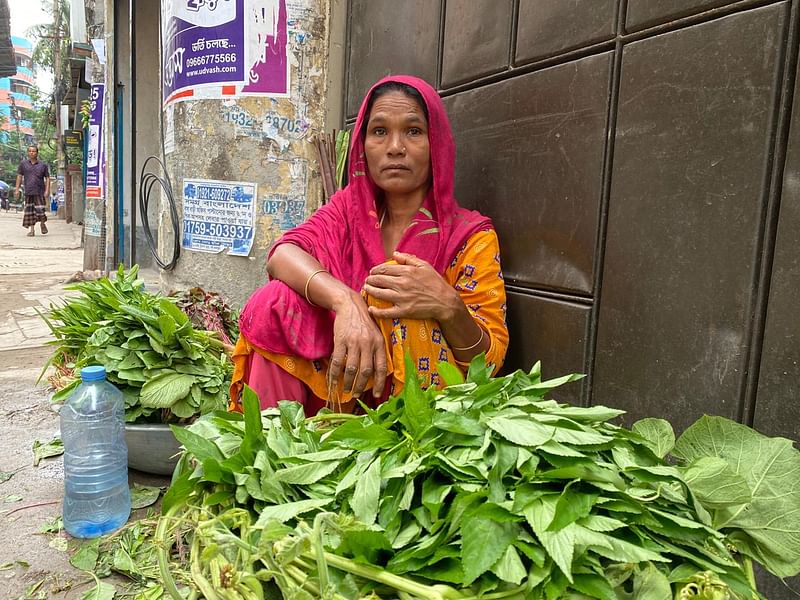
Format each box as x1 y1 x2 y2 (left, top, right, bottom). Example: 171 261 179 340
317 551 456 599
744 558 757 596
155 503 190 600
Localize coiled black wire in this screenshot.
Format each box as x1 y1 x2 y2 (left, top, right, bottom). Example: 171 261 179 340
138 155 180 270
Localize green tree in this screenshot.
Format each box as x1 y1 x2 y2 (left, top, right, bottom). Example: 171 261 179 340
27 0 71 104
26 0 82 172
27 86 57 169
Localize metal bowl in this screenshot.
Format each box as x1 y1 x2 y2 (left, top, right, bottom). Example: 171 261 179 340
124 423 183 476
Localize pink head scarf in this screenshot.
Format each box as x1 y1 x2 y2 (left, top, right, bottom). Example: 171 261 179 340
239 75 493 359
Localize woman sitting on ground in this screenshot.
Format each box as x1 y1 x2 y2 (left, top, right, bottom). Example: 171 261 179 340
230 75 509 414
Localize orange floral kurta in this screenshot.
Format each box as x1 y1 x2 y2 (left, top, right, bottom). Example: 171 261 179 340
230 229 507 410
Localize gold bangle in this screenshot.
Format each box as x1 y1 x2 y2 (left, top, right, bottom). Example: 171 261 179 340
451 327 485 352
303 269 327 306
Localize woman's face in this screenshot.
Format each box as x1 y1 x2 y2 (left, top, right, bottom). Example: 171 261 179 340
363 90 431 199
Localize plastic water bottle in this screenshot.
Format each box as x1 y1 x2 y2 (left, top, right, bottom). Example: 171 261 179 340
61 365 131 538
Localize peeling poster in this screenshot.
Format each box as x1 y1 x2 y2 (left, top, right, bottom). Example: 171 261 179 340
162 0 290 106
85 84 105 200
182 178 257 256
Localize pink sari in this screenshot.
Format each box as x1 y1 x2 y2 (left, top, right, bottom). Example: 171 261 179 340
233 75 493 407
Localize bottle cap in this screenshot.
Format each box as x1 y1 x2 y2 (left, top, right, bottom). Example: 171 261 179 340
80 365 107 382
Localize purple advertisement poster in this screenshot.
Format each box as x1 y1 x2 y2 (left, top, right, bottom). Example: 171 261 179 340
85 83 104 199
162 0 288 105
241 0 287 95
162 0 246 103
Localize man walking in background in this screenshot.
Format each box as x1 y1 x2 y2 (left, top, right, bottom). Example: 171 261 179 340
15 145 49 236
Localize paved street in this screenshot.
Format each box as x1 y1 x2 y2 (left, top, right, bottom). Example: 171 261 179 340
0 210 84 356
0 211 164 599
0 210 90 598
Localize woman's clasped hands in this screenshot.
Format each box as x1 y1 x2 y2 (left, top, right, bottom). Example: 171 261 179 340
364 251 458 322
327 251 456 401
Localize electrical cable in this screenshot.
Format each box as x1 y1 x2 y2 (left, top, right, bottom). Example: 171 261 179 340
138 155 180 270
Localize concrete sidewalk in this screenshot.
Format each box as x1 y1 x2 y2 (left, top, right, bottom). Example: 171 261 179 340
0 211 84 353
0 211 91 598
0 212 167 598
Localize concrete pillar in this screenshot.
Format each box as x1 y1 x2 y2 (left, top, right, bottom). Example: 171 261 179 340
157 0 341 306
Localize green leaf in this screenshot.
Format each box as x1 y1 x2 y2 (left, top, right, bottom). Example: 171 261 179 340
325 421 399 450
466 353 491 385
157 314 176 345
51 379 80 404
116 367 147 383
240 385 263 461
421 476 451 522
631 562 672 600
578 514 626 532
399 354 433 439
433 413 484 436
254 499 333 526
437 361 464 386
101 345 127 361
69 539 99 571
490 544 526 585
160 472 195 514
158 297 190 328
38 515 63 533
486 416 554 446
679 456 752 509
169 398 196 419
539 463 625 489
461 515 518 585
674 415 800 577
352 457 381 526
336 529 393 565
524 496 576 582
273 461 339 485
32 437 64 466
544 404 625 423
115 351 144 370
137 351 168 369
130 484 161 509
81 579 116 600
171 426 225 463
572 572 618 600
139 372 196 408
117 302 159 326
551 486 597 531
572 526 667 563
632 418 675 458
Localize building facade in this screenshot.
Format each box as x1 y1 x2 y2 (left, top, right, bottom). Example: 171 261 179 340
62 1 800 596
0 36 35 146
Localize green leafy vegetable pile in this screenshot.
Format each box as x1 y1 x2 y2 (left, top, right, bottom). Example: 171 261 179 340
155 357 800 599
41 265 232 423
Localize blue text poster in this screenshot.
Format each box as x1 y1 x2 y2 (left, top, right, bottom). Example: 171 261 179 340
182 178 256 256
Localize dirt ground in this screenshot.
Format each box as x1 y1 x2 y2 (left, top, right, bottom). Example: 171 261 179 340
0 211 169 599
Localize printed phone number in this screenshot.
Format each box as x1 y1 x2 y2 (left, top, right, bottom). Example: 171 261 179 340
184 221 252 238
222 110 308 134
185 53 237 68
